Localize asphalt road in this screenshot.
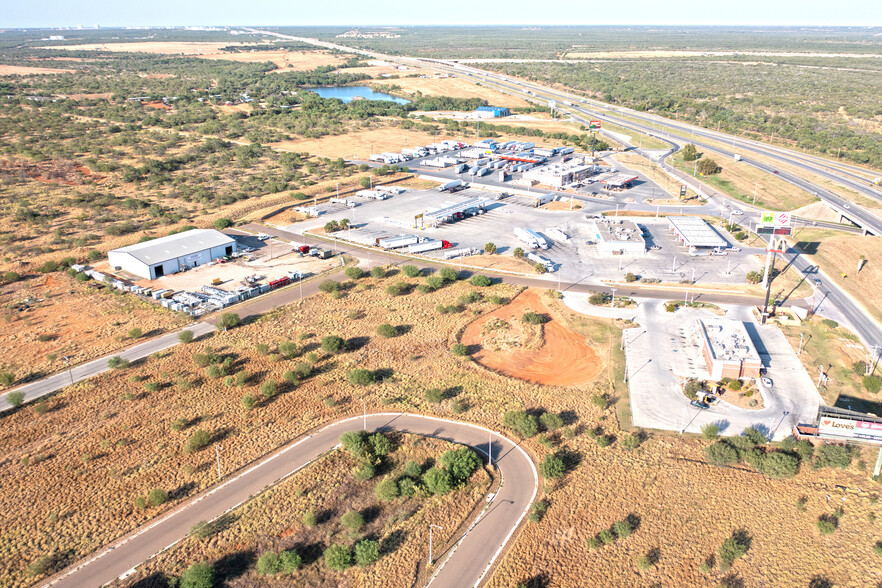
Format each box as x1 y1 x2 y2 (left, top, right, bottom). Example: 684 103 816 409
43 414 537 588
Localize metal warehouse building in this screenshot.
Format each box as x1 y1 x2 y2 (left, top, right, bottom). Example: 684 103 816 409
667 216 727 251
474 106 511 118
108 229 237 280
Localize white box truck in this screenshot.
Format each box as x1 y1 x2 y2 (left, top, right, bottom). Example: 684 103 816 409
534 148 555 158
377 235 419 249
526 252 555 271
407 240 444 254
437 179 464 192
514 227 540 249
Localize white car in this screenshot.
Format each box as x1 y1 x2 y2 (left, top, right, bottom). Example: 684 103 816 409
761 377 773 388
257 234 271 241
732 210 743 215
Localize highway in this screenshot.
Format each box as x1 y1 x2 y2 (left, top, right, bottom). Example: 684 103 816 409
42 414 537 588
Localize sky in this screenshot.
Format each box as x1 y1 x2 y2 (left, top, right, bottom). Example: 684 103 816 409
2 0 881 28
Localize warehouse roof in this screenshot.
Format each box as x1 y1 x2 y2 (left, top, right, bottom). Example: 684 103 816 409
667 216 727 248
110 229 235 265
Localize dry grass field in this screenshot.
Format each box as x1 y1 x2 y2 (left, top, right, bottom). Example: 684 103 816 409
374 76 531 108
0 272 187 383
791 228 882 321
36 42 255 55
119 434 491 587
200 50 347 71
0 64 75 75
270 127 463 160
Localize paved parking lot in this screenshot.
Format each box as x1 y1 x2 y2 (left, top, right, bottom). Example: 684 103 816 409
623 299 821 440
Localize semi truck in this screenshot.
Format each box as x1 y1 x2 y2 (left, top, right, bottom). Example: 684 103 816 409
534 193 557 207
329 197 357 208
442 247 480 259
514 227 540 249
377 235 419 249
533 148 555 158
437 179 464 192
526 252 555 271
407 239 451 254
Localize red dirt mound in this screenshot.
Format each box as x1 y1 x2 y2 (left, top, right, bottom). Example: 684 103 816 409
462 290 602 386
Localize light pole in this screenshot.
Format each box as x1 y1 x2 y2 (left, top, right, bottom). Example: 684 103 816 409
63 356 73 387
610 287 616 308
671 256 677 272
360 398 366 431
215 444 222 482
336 182 339 199
798 333 804 356
429 524 443 566
487 430 493 467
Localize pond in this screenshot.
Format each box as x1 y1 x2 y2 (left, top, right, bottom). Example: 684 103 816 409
306 86 410 104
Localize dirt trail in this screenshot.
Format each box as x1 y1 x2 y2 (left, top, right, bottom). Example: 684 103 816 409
462 289 602 386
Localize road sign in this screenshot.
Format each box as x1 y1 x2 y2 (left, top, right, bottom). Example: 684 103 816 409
757 226 792 236
760 211 791 227
589 120 601 130
679 185 687 197
548 100 556 109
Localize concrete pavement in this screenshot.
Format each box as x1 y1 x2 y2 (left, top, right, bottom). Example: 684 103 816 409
42 414 537 588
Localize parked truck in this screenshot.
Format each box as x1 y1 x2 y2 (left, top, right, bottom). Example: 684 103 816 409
437 179 464 192
442 247 480 259
514 227 540 249
526 252 555 271
533 148 555 158
407 239 451 254
329 197 357 208
377 235 419 249
534 192 557 207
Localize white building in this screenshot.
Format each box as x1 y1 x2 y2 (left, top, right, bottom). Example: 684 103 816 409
590 219 646 254
108 229 237 280
521 161 592 188
667 216 728 251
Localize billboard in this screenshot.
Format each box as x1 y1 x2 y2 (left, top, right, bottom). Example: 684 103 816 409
760 211 791 227
818 417 882 444
757 226 793 236
589 120 602 130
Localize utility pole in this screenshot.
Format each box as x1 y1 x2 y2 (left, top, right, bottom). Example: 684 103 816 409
488 431 492 467
360 398 367 431
215 444 222 482
753 182 757 205
798 333 804 356
610 287 616 308
672 256 677 272
63 356 73 387
429 524 443 566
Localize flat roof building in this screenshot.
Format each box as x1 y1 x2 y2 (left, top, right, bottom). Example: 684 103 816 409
474 106 511 118
599 173 639 190
522 161 592 188
108 229 237 280
590 219 646 254
667 216 728 250
697 318 762 381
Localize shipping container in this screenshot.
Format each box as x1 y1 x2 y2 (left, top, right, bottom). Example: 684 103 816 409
406 240 444 254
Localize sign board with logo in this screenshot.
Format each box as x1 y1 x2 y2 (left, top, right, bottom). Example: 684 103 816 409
589 120 602 130
548 100 556 109
757 226 793 236
819 417 857 439
855 420 882 443
760 211 791 227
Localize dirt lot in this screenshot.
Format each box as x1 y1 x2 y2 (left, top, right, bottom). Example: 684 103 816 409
0 65 75 75
199 50 347 71
37 42 256 55
119 434 491 587
463 290 603 386
0 272 188 384
271 127 466 159
371 76 531 108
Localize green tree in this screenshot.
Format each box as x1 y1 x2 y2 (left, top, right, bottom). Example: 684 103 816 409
218 312 240 331
484 242 497 254
260 379 277 399
451 343 469 356
147 488 167 506
345 266 364 280
375 476 401 501
341 431 369 458
178 329 195 344
503 410 539 438
6 390 24 408
620 433 641 450
440 447 481 483
180 562 214 588
612 519 632 539
321 335 346 354
745 271 762 284
701 423 720 440
354 539 380 567
324 544 352 571
539 412 563 431
256 551 282 576
760 451 799 478
107 356 129 369
697 157 721 175
513 247 525 258
213 217 233 230
0 372 15 387
341 510 364 532
405 460 422 478
369 432 394 456
718 532 750 571
348 369 375 386
186 429 210 452
278 341 298 358
705 441 739 466
319 279 340 293
370 266 386 279
402 264 421 277
539 454 565 479
279 549 302 572
439 267 459 282
470 274 492 287
681 143 699 161
422 467 452 495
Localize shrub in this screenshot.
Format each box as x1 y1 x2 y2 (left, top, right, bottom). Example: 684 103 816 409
818 516 838 535
422 467 452 495
440 447 481 483
235 370 250 386
341 510 364 532
539 454 565 479
705 441 739 466
612 520 632 539
701 423 720 440
598 529 615 545
451 343 469 356
348 368 375 386
6 390 24 408
178 330 194 344
470 274 492 287
278 341 299 358
134 496 147 509
260 380 277 399
128 327 143 339
319 280 341 293
321 335 346 354
375 476 401 501
760 451 799 478
147 488 167 507
34 400 49 414
405 460 422 478
425 388 444 403
324 545 352 571
718 532 750 571
354 461 376 481
697 157 721 175
0 372 15 387
539 412 563 431
3 271 20 282
303 510 317 527
637 556 650 570
39 260 59 273
386 281 409 296
439 267 459 282
280 549 302 572
402 264 420 277
625 272 638 282
143 382 159 393
503 410 539 438
186 429 210 452
815 444 853 469
591 394 608 409
370 266 386 279
354 539 380 567
425 275 444 290
621 433 641 450
256 551 282 576
821 318 839 329
369 432 394 457
521 311 545 325
107 356 129 369
341 431 369 458
218 312 240 330
376 323 398 337
864 375 882 394
345 266 364 280
180 562 214 588
213 217 233 230
528 500 548 523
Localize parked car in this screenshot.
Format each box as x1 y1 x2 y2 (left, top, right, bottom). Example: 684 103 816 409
257 234 270 241
690 399 709 409
811 278 822 286
761 377 773 388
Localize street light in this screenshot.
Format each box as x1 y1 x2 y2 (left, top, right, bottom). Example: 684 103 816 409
429 524 444 566
215 444 222 482
63 356 73 387
610 287 616 308
360 398 366 431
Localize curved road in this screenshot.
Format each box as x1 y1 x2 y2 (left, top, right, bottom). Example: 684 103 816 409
43 413 537 588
